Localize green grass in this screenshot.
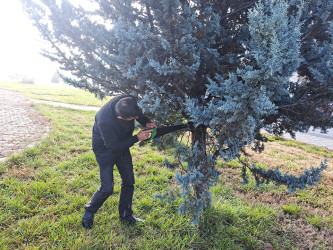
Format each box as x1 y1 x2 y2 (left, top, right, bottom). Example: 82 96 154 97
306 215 326 230
0 81 112 106
282 204 303 215
0 104 294 249
0 89 331 249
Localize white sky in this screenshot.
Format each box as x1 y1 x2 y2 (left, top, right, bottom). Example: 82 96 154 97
0 0 95 83
0 0 57 83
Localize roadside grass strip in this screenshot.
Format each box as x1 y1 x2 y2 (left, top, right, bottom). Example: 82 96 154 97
0 104 332 249
0 81 112 107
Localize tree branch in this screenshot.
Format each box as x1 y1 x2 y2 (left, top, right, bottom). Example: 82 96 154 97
277 91 333 109
146 1 155 32
220 2 255 20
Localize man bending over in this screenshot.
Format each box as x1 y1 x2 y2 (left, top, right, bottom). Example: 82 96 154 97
82 95 157 228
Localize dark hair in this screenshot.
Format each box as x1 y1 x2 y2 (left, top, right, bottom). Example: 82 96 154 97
115 97 142 119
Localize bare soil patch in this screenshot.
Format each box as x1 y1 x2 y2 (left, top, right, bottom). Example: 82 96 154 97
220 141 333 249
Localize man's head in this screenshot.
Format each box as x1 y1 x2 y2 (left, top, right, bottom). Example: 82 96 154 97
116 97 142 120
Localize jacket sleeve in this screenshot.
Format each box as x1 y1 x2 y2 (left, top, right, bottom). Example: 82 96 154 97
136 114 150 126
96 121 139 154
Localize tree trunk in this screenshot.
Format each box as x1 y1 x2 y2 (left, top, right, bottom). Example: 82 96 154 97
190 124 210 201
191 124 207 148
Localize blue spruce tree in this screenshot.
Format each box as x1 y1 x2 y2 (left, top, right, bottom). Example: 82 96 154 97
21 0 332 224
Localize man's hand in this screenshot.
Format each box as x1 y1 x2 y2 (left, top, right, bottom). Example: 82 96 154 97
146 122 157 129
137 129 153 141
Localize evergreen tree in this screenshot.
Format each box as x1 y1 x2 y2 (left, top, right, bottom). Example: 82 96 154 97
51 70 60 83
21 0 332 224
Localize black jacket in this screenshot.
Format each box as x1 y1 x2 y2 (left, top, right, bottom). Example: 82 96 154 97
92 95 150 157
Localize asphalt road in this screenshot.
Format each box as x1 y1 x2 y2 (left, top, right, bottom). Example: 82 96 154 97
283 128 333 150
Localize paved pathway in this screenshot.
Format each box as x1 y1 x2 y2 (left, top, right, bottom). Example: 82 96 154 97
284 129 333 150
33 99 100 111
0 89 50 161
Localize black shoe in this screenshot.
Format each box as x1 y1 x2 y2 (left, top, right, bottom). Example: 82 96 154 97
82 211 94 229
120 215 145 224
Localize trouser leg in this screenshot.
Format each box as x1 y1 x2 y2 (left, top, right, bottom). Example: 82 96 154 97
116 150 135 219
85 158 115 214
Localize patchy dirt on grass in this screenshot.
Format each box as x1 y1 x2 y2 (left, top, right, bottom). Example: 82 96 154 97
6 167 35 180
278 215 333 249
219 140 333 249
243 142 333 212
244 142 332 175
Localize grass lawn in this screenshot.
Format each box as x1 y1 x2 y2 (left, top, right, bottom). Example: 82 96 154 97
0 81 112 106
0 103 332 249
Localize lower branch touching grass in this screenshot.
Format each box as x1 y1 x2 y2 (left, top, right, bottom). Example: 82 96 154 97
238 156 328 193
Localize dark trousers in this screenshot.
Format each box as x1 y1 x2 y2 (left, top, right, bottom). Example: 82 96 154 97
85 150 135 218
